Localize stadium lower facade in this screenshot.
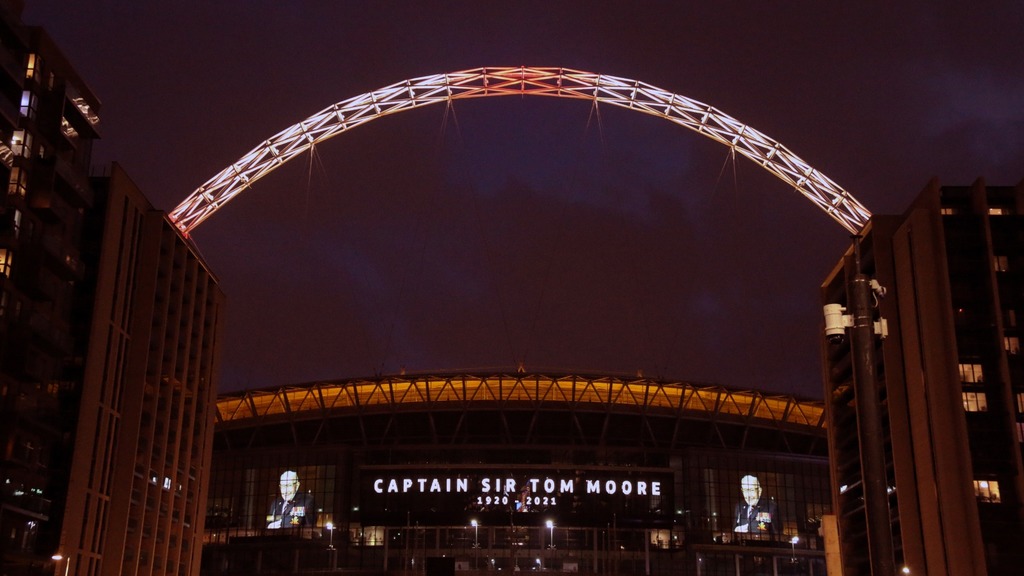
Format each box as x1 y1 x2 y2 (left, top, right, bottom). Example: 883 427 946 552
201 372 831 576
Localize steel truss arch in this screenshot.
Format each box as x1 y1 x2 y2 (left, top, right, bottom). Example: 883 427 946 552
169 66 872 235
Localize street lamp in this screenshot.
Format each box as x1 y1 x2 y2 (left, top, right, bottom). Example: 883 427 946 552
546 520 554 549
470 519 480 570
790 535 799 561
51 554 69 576
326 522 335 549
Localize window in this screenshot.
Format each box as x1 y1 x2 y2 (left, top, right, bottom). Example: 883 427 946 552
959 363 984 383
941 207 958 215
994 255 1009 272
988 207 1010 216
25 53 39 80
962 392 988 412
18 90 37 119
10 130 31 158
1016 392 1024 414
1006 336 1021 355
11 209 21 239
974 480 1001 503
1017 422 1024 443
0 249 12 278
7 167 27 198
1007 310 1018 328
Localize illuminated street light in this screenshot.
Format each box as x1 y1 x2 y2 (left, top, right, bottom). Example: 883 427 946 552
51 554 69 576
326 522 335 549
471 519 480 570
790 535 799 561
546 520 555 549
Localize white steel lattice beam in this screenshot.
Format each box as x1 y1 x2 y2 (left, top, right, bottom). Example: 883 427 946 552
169 66 872 235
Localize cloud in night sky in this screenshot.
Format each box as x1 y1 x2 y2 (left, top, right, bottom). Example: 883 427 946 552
22 1 1024 397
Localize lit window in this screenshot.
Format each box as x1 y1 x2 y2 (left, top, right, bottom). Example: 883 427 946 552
0 249 12 278
25 53 39 79
940 207 958 215
959 363 984 383
1006 336 1021 355
10 130 31 158
974 479 1001 503
19 90 37 119
1016 392 1024 414
988 207 1009 216
994 255 1009 272
7 167 27 198
1016 422 1024 443
962 392 988 412
11 209 21 239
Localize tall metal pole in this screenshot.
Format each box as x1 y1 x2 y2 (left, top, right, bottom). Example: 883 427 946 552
850 237 895 575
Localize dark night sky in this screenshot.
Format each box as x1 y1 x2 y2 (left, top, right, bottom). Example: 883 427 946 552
23 1 1024 398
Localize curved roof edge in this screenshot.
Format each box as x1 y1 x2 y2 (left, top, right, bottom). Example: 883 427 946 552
215 371 825 430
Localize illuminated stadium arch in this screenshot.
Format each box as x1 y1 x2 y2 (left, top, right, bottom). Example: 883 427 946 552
168 66 872 235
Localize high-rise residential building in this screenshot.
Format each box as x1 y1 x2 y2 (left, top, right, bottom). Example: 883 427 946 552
822 178 1024 575
63 164 223 576
0 0 102 572
0 3 225 575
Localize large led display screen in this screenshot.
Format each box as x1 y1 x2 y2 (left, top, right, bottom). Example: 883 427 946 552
205 464 336 533
359 467 673 526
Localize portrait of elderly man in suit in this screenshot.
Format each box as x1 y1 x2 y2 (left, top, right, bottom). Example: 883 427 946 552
267 470 317 528
733 474 778 537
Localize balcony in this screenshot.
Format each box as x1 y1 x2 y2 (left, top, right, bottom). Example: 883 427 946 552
0 140 13 169
54 153 93 206
0 484 51 519
0 47 24 88
40 232 84 280
17 260 62 302
63 83 100 139
28 309 73 355
0 93 18 131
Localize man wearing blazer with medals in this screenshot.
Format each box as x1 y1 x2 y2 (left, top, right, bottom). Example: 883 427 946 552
732 475 778 538
267 470 318 528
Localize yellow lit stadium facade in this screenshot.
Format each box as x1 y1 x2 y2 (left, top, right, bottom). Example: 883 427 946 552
202 372 831 575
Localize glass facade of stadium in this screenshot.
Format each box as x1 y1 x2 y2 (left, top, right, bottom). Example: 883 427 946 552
201 372 831 576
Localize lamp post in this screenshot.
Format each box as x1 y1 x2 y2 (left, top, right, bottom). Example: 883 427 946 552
471 519 479 570
326 522 335 549
790 535 799 562
546 520 554 549
52 554 70 576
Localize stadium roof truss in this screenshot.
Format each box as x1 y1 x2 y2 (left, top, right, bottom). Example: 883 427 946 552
214 373 826 455
169 66 872 235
